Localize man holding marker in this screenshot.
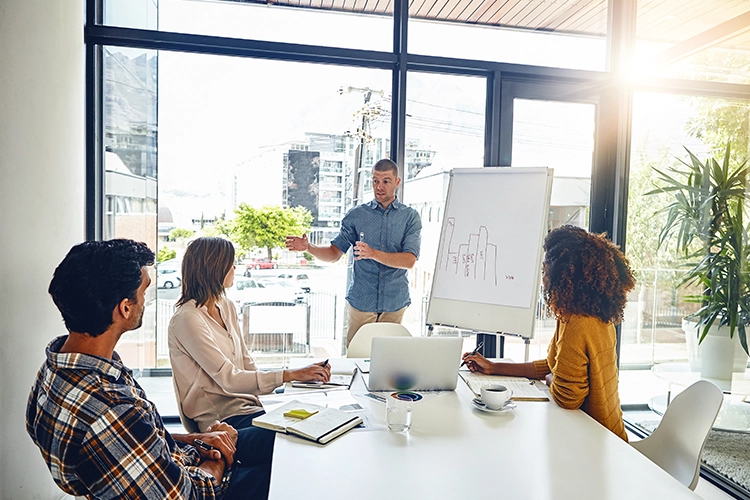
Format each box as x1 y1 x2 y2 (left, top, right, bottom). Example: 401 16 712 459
286 158 422 347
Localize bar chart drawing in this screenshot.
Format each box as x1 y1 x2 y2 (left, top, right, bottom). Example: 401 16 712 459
440 218 498 286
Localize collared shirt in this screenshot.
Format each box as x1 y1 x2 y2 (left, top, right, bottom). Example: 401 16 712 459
332 197 421 313
26 336 225 500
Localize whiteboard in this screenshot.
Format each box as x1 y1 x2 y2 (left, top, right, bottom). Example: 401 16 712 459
426 167 553 339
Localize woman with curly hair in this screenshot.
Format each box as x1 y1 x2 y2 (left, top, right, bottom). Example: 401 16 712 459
462 225 635 440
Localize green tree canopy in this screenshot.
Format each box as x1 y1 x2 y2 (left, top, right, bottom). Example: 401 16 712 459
232 204 312 259
169 227 195 241
157 247 177 263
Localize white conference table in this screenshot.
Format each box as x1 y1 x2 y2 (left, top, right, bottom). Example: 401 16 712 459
266 359 700 500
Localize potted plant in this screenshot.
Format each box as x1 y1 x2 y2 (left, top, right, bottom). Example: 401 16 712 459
648 144 750 381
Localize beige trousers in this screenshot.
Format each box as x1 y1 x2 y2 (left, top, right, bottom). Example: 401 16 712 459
345 303 407 347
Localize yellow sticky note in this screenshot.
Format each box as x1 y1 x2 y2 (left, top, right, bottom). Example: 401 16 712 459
283 409 318 419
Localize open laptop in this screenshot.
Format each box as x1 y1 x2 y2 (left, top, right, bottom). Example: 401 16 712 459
366 337 463 392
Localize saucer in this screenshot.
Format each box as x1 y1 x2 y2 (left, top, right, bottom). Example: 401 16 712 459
472 398 516 413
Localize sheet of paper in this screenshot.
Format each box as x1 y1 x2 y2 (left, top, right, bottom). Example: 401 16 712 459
459 371 549 401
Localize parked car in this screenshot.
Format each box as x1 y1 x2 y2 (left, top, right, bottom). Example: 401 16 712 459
157 268 181 289
276 272 311 293
244 258 278 275
258 278 307 304
226 277 301 310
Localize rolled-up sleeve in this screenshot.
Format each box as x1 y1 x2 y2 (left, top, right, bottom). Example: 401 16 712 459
401 210 422 258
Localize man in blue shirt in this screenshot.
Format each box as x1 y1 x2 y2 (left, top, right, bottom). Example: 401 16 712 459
286 158 422 347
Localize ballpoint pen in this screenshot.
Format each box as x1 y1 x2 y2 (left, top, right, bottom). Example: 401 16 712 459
195 439 242 466
193 439 217 452
318 359 329 367
459 341 485 368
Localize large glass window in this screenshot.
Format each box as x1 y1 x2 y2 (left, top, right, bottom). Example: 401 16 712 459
157 51 392 366
401 72 486 336
634 0 750 83
104 0 393 52
623 92 750 381
103 46 159 371
408 2 607 71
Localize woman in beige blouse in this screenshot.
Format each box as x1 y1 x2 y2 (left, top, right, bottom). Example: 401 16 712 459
168 237 330 500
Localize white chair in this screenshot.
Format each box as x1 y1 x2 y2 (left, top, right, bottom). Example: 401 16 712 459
346 322 412 358
172 377 200 433
630 379 723 490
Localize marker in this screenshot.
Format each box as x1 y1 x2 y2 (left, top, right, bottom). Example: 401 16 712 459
459 341 485 368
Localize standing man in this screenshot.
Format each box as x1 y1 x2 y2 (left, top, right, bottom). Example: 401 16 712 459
286 158 422 347
26 239 261 499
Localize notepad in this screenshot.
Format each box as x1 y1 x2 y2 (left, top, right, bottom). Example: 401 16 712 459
459 371 549 401
252 400 363 444
291 372 356 389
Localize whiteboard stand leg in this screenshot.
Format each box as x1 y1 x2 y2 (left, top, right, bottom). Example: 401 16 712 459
524 338 530 362
477 333 504 358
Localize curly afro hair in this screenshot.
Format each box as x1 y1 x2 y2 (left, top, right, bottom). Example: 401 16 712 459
542 225 635 324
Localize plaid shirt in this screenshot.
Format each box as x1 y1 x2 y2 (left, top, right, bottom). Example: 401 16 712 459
332 197 422 313
26 336 226 500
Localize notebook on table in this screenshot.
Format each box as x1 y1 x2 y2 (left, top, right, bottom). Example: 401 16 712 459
366 337 463 392
252 400 363 445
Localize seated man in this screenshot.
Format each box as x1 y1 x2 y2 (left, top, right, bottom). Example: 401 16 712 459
26 239 264 499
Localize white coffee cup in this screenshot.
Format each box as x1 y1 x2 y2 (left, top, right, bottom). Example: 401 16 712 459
481 385 513 410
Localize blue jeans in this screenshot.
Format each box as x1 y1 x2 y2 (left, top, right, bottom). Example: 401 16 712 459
222 411 275 500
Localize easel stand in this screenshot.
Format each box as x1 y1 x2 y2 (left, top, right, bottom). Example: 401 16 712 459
428 325 531 362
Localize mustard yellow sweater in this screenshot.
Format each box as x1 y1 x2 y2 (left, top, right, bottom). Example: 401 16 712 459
533 314 627 441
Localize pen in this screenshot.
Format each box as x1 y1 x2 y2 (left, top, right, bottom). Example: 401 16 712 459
459 341 485 368
195 439 243 466
364 392 386 403
318 359 329 367
193 439 217 452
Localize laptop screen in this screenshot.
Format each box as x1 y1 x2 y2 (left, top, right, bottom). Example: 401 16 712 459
367 337 463 392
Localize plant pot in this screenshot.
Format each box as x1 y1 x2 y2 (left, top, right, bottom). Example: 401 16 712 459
683 319 749 381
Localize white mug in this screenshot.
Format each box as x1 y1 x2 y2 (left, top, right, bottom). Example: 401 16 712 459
481 385 513 410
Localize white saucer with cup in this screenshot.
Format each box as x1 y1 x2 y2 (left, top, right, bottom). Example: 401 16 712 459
480 384 513 410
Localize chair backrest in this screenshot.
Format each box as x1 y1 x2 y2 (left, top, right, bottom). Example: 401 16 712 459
172 377 200 434
630 380 723 490
346 322 412 358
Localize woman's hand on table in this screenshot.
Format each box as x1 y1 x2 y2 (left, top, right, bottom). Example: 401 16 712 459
283 362 331 383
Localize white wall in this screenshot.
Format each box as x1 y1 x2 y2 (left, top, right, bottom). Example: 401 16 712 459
0 0 84 498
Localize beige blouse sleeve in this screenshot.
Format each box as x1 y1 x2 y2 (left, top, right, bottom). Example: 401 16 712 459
170 306 283 395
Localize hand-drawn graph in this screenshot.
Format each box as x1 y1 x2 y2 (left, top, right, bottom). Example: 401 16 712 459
429 168 551 312
440 219 498 286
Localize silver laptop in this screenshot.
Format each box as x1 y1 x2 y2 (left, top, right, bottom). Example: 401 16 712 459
366 337 463 391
